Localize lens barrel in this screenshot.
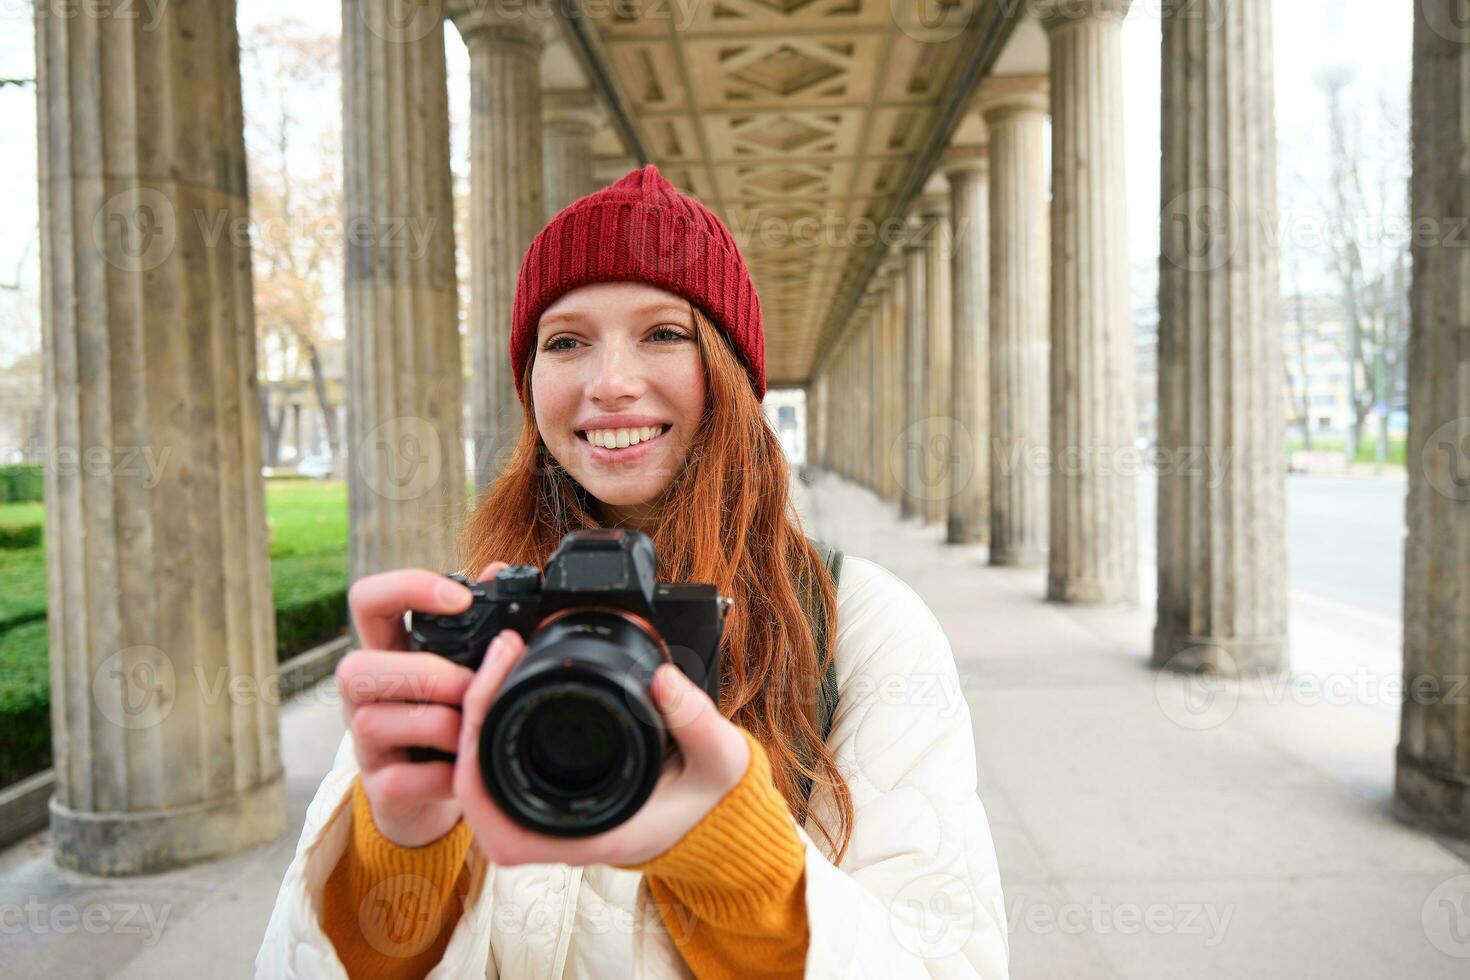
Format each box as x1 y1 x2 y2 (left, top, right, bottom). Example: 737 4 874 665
479 609 671 837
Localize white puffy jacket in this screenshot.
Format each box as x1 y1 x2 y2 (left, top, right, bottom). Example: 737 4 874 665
256 555 1010 978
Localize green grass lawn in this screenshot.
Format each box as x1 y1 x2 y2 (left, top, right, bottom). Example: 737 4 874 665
1287 434 1407 468
0 479 350 787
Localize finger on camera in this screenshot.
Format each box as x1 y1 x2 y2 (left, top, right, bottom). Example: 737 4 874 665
352 701 462 768
456 631 528 763
337 649 475 712
476 561 510 582
348 568 474 650
652 665 739 769
364 760 455 805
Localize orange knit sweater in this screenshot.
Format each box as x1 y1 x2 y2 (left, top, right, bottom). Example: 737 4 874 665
322 727 808 979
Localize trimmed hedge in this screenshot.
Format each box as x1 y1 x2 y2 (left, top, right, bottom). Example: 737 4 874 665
0 621 51 788
0 523 41 550
0 465 44 503
0 479 352 791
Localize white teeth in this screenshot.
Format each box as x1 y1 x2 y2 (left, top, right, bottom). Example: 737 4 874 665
584 425 666 449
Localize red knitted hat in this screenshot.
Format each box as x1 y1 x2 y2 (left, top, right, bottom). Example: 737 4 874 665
510 164 766 401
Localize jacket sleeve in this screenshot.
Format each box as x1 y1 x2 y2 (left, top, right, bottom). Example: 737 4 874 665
254 731 500 980
785 556 1010 979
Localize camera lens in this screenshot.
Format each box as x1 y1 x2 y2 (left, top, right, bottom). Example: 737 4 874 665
479 609 669 837
522 694 621 795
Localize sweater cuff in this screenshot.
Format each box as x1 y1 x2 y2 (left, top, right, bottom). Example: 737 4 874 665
334 776 476 962
613 728 806 923
347 775 475 881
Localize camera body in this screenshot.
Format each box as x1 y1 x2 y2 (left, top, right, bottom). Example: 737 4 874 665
408 528 730 837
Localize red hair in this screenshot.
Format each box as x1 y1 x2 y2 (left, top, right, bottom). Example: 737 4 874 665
458 302 853 861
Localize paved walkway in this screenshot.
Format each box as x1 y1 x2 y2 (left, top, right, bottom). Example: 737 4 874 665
3 470 1468 978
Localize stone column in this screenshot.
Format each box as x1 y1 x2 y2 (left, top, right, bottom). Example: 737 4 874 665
919 195 954 526
451 0 549 489
881 256 907 505
981 76 1050 567
543 89 604 218
862 300 882 491
1153 0 1286 675
36 0 283 874
1395 1 1470 838
901 220 931 519
941 146 990 545
1040 0 1138 603
345 0 466 581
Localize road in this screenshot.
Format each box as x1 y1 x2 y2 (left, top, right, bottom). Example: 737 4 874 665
1137 472 1408 620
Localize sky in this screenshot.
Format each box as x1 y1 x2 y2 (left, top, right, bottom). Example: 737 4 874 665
0 0 1415 367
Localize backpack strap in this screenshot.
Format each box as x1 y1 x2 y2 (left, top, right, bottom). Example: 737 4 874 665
808 538 843 743
797 536 843 804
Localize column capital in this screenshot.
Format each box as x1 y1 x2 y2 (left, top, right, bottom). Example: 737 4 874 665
1034 0 1132 30
544 88 606 134
976 74 1050 123
914 190 950 221
448 0 553 48
938 143 989 181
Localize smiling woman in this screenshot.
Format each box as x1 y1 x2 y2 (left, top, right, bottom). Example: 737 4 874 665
528 285 707 528
259 164 1009 980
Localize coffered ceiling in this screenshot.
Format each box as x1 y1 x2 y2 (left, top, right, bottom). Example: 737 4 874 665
555 0 1026 387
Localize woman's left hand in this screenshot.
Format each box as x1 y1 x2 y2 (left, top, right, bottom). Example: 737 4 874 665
451 629 752 868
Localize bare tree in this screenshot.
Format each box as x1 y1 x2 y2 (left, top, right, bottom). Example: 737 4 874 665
1315 64 1410 466
241 22 344 472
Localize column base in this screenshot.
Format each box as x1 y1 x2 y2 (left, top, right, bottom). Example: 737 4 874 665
50 773 286 876
1394 750 1470 841
1150 627 1288 678
990 545 1044 568
946 517 988 546
1047 574 1137 605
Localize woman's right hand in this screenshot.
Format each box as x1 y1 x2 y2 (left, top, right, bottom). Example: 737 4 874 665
337 562 509 847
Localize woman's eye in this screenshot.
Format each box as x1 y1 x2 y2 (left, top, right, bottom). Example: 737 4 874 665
543 336 578 352
651 327 690 343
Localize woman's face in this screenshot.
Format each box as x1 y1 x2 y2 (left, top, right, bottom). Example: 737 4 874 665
531 281 707 525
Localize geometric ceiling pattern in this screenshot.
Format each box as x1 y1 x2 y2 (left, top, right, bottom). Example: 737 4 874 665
573 0 991 385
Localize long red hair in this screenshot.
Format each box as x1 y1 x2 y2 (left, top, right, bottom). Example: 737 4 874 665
458 302 853 862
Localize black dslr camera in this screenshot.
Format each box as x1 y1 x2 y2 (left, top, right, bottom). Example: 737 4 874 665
408 528 730 837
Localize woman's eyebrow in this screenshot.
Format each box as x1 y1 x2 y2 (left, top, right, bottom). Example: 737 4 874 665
539 303 690 332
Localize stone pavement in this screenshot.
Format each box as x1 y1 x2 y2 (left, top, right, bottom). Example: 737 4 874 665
3 470 1468 978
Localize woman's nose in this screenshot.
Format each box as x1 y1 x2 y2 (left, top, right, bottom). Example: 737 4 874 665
586 343 645 404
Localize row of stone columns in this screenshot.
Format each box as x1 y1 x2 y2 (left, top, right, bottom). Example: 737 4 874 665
809 71 1053 574
804 0 1289 652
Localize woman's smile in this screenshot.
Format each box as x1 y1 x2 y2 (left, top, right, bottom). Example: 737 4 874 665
577 422 674 463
